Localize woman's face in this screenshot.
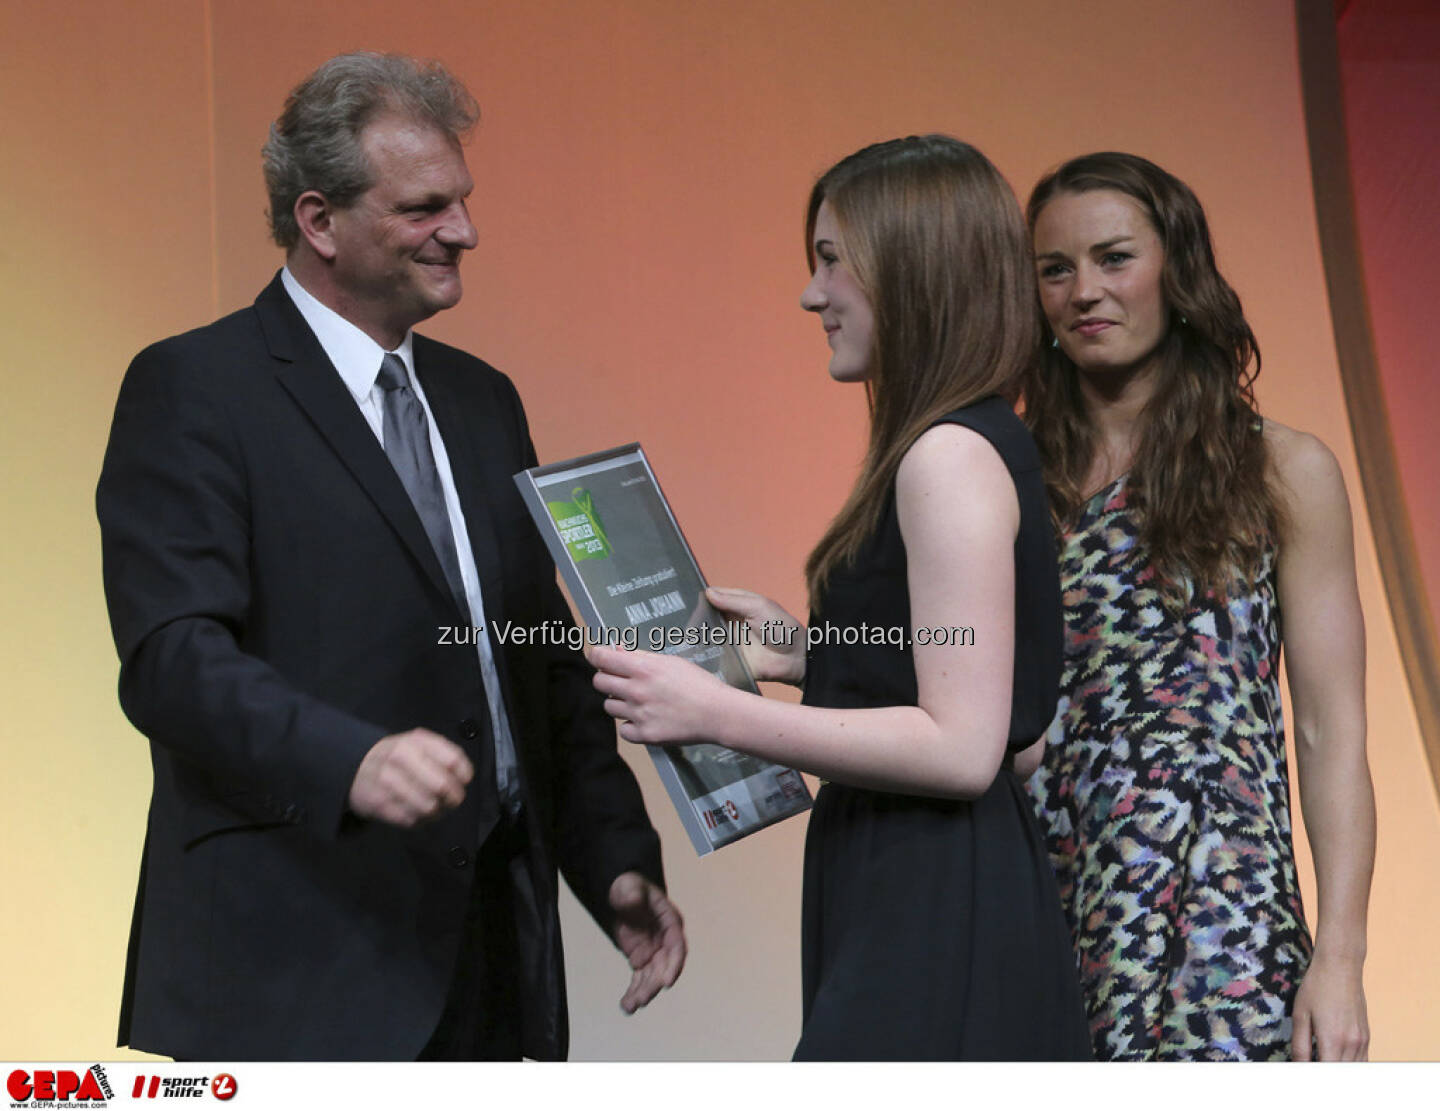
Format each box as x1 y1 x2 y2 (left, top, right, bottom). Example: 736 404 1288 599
800 200 875 383
1032 188 1169 381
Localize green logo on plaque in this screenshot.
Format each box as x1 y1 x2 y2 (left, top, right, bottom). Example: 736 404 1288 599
546 487 611 562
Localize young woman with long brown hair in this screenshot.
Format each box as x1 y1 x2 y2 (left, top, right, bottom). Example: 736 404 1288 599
1023 151 1375 1061
587 134 1090 1059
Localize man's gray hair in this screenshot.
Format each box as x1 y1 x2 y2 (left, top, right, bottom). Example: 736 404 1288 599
262 52 480 250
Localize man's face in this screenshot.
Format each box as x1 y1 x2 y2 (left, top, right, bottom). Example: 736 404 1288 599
326 113 478 346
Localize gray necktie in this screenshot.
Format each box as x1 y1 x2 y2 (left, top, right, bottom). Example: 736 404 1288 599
376 353 470 620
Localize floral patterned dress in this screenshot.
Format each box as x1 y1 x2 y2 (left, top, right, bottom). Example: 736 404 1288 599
1026 476 1313 1060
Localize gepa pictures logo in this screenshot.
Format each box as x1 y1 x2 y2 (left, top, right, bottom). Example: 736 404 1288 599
7 1065 113 1107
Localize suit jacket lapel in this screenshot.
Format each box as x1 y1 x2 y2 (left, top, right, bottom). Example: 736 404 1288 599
416 347 508 629
253 276 460 615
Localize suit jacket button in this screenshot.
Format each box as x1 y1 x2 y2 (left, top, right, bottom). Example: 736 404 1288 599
448 846 470 868
283 803 302 823
459 718 480 740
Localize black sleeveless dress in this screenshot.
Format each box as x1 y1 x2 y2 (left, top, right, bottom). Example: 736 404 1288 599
793 397 1092 1060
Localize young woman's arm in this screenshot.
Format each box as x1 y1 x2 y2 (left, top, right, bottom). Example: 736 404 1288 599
1270 422 1375 1062
589 423 1018 798
1011 736 1047 781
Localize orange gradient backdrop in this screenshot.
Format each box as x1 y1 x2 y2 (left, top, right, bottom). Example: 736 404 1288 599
3 0 1437 1060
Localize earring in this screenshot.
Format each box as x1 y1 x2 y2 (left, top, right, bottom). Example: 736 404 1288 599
1179 314 1189 326
1051 337 1059 349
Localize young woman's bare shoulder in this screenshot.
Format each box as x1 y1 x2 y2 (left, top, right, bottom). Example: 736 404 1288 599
897 423 1011 496
1262 418 1346 518
896 423 1017 534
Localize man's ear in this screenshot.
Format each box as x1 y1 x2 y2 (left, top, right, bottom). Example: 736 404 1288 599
294 190 338 260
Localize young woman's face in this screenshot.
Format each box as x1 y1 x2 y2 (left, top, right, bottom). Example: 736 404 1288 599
800 200 876 383
1032 189 1169 380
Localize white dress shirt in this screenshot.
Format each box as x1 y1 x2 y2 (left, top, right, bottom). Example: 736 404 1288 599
281 266 521 813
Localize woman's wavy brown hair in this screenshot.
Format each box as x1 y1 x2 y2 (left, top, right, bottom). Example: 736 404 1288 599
803 135 1038 607
1024 152 1281 605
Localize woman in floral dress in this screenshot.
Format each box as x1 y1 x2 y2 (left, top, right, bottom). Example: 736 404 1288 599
1022 151 1375 1061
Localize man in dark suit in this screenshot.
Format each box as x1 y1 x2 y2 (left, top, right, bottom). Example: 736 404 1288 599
96 51 685 1061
